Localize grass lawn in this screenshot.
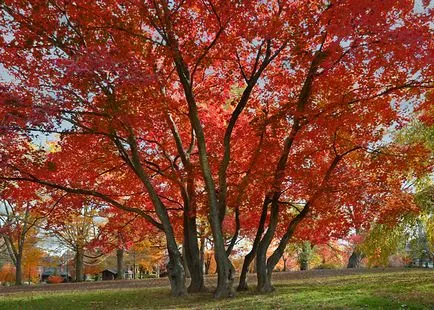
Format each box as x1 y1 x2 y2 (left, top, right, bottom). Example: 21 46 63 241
0 269 432 309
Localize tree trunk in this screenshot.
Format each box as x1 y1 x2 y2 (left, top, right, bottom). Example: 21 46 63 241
213 251 235 298
171 50 235 297
183 214 206 293
347 249 364 268
256 200 280 293
166 246 187 297
300 259 309 271
257 154 343 292
282 256 288 272
199 236 205 273
15 255 22 285
181 245 191 279
75 248 84 282
237 252 253 291
257 199 312 292
193 132 235 298
205 252 211 275
237 198 269 291
126 130 187 296
186 256 205 293
256 261 274 293
253 50 328 293
255 122 303 293
226 206 240 257
256 264 274 293
155 264 160 278
116 248 124 280
299 242 312 271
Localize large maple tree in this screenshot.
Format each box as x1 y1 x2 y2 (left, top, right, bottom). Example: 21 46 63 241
0 0 433 298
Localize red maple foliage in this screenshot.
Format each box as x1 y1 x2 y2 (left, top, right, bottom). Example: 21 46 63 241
0 0 432 297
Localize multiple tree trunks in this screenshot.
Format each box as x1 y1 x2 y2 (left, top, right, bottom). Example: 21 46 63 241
247 50 321 292
0 0 433 299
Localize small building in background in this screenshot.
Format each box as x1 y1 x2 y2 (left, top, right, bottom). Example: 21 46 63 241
101 269 117 281
101 268 135 280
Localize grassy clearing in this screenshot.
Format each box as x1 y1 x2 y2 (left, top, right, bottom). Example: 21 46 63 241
0 269 432 309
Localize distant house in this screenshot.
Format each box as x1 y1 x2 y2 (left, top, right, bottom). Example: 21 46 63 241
101 269 134 280
40 267 72 282
102 269 117 280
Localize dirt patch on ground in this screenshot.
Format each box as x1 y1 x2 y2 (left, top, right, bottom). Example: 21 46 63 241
0 267 421 296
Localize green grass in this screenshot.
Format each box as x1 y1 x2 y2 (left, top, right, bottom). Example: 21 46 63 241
0 269 432 309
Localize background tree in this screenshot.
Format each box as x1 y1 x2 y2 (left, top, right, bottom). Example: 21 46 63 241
0 183 45 285
91 208 161 280
44 198 100 282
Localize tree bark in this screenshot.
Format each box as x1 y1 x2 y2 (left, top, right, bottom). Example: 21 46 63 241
225 206 240 257
15 255 22 285
164 20 235 296
199 236 205 274
347 249 364 268
75 248 84 282
181 172 205 293
237 197 269 291
256 152 351 292
180 83 235 297
282 256 288 272
254 119 302 293
256 200 280 293
116 248 124 279
183 215 206 293
256 189 311 292
204 252 212 275
300 260 309 271
252 48 329 293
237 252 253 292
181 245 191 279
213 246 235 298
126 131 188 296
166 247 187 297
299 242 312 271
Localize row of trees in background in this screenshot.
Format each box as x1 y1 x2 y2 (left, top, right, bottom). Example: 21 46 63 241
0 0 433 298
1 195 431 286
1 160 433 284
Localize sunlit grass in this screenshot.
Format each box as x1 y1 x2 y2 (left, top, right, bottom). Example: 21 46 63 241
0 269 432 309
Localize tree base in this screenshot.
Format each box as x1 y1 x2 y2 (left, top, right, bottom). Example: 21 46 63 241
347 250 363 268
236 282 249 292
188 283 208 293
256 283 275 293
170 287 188 297
214 285 236 298
167 260 187 297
